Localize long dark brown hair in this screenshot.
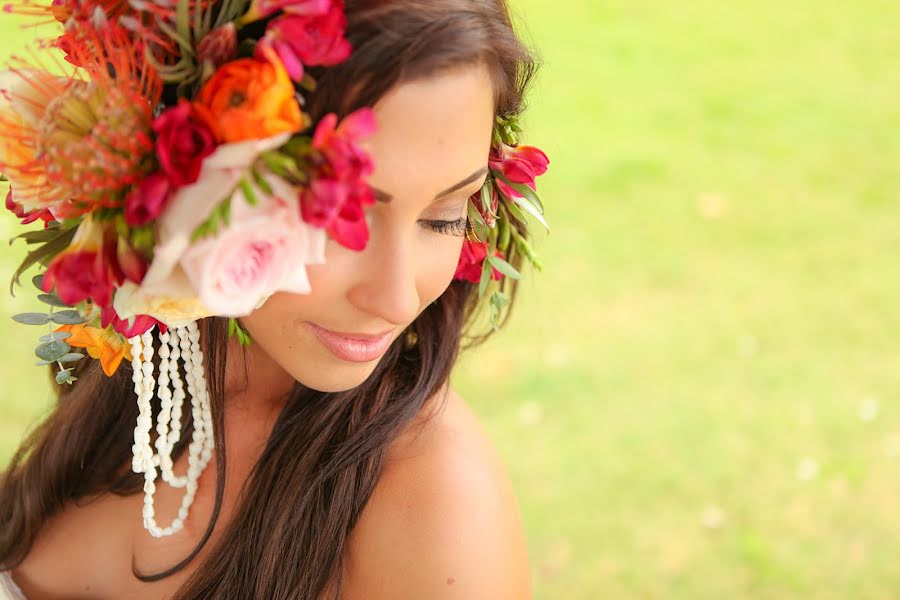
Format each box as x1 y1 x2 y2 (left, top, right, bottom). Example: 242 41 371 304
0 1 540 597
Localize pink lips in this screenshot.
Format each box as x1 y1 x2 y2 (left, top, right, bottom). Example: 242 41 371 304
306 322 396 363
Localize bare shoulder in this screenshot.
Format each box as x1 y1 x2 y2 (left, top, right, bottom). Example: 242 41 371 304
341 383 532 600
342 385 532 599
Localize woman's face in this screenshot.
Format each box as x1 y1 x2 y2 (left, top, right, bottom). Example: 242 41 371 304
237 62 495 394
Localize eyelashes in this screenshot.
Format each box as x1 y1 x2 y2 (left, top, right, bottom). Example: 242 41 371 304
422 217 468 237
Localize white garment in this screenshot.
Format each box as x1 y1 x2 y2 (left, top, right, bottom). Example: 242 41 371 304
0 570 26 600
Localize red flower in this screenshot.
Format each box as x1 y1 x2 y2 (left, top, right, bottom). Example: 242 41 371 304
488 144 549 200
258 0 351 82
312 108 377 180
152 98 218 187
5 188 55 227
124 172 173 227
300 108 378 250
40 217 147 308
100 304 167 338
453 240 505 283
242 0 331 23
41 249 119 307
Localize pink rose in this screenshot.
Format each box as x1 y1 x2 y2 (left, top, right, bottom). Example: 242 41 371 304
488 144 550 200
258 1 351 81
453 240 504 283
125 133 327 321
124 171 172 226
179 174 326 314
152 98 218 187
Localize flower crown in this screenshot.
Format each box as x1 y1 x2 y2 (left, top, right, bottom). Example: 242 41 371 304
2 0 551 384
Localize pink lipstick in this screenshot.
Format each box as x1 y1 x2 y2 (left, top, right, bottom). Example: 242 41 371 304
306 322 396 363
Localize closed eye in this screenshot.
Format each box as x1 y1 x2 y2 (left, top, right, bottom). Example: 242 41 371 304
420 217 468 237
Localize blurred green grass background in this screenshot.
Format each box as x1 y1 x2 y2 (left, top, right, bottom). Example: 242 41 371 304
2 1 899 598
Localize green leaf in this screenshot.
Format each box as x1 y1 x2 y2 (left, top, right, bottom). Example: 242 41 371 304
37 293 70 307
58 352 85 363
498 214 511 252
478 256 492 298
494 170 545 215
32 273 44 290
220 195 232 226
240 177 258 206
486 254 522 280
8 228 64 245
9 225 77 296
228 317 236 336
250 168 273 196
39 331 72 342
479 179 494 215
12 312 51 325
513 196 550 230
35 340 72 362
55 368 77 385
50 310 87 325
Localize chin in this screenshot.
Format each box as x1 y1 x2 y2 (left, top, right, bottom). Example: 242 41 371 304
290 355 385 393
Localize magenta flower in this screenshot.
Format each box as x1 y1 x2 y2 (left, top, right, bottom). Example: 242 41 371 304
244 0 331 22
300 107 378 250
152 98 218 187
257 0 351 81
488 144 550 200
453 240 505 283
100 305 167 338
124 172 173 227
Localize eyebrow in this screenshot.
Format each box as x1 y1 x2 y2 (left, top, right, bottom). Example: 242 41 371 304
370 166 488 204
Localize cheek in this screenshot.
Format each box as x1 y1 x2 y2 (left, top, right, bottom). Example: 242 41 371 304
414 234 464 303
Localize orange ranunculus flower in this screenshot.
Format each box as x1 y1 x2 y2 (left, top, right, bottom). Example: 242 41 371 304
192 45 307 143
55 322 131 377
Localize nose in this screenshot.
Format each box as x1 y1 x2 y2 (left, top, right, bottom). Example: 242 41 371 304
346 225 421 327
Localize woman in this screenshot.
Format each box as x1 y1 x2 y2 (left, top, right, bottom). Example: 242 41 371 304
0 0 548 597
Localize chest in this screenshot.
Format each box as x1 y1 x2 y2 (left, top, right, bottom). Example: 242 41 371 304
11 417 272 599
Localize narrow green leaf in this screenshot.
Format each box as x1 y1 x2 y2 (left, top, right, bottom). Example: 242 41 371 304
240 177 258 206
251 168 273 196
9 226 77 296
486 254 522 280
12 312 51 325
513 196 550 230
478 256 492 298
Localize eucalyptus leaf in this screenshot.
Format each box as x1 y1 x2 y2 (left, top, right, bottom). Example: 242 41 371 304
12 312 51 325
58 352 85 363
37 293 70 307
55 368 78 385
51 310 87 325
35 340 71 362
39 331 72 342
32 273 44 290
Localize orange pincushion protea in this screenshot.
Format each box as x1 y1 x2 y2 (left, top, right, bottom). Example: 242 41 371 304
0 22 161 215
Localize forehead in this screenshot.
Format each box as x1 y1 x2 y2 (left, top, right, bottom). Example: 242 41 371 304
358 63 495 200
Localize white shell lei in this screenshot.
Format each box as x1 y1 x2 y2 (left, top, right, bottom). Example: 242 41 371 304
128 320 214 538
